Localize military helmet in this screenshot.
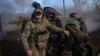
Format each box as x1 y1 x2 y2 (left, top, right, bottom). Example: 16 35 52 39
44 7 61 17
69 13 77 18
34 8 43 14
32 2 41 9
31 8 43 18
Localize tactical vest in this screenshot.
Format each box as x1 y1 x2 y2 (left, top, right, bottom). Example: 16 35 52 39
66 19 81 30
28 19 49 50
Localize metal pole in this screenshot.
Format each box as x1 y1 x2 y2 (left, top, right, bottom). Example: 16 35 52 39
0 15 4 40
63 0 66 17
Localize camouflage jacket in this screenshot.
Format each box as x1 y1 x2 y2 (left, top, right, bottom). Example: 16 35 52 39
76 18 88 34
65 18 88 43
21 18 64 51
66 18 81 30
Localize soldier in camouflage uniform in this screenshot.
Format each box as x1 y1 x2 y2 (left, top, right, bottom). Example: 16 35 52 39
65 13 90 56
73 13 92 56
44 7 63 56
21 8 70 56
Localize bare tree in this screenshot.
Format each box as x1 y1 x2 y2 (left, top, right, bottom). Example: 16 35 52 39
42 0 48 7
73 0 87 11
91 0 100 15
90 0 100 10
95 0 100 9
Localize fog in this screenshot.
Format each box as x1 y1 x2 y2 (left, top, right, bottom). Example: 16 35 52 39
0 0 100 39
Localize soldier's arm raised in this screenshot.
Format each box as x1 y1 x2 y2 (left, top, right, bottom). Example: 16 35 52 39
45 19 70 36
21 21 31 51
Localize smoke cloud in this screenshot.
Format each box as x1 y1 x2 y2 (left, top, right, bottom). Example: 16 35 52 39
0 0 100 33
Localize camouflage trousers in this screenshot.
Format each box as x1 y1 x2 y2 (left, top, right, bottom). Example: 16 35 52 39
31 42 47 56
31 47 46 56
62 50 72 56
46 46 62 56
72 43 89 56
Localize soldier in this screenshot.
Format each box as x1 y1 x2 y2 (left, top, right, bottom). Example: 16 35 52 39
20 2 40 35
71 13 88 34
73 13 92 56
44 7 62 56
65 13 91 56
21 8 70 56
